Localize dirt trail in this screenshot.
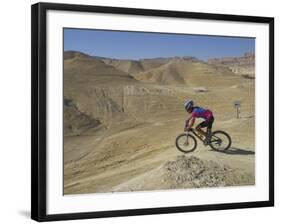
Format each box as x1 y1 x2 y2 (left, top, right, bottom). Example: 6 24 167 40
64 115 255 194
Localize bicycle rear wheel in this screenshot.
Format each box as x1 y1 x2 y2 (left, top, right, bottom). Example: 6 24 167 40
175 133 197 153
209 130 231 151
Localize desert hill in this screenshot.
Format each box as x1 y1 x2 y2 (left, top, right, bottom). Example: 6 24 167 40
64 51 136 83
64 51 137 136
63 50 255 194
102 56 198 76
134 59 242 87
208 52 255 77
102 59 145 75
64 51 183 135
81 51 251 87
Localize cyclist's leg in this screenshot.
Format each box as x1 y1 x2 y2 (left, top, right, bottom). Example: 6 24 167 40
196 121 208 136
199 117 214 144
206 116 214 137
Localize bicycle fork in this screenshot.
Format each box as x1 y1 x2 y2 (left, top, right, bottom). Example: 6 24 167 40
184 131 190 145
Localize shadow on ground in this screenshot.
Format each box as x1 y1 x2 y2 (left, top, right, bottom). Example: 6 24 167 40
18 210 30 218
211 147 255 155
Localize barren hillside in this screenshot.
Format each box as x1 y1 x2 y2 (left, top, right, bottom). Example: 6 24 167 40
208 52 255 77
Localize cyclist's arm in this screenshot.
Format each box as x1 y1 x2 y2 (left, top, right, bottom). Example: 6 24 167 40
185 114 195 131
187 117 195 130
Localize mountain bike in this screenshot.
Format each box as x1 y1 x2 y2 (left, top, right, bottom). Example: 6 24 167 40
175 127 232 153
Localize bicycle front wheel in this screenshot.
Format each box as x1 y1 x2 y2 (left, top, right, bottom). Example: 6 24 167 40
209 130 232 151
175 133 197 153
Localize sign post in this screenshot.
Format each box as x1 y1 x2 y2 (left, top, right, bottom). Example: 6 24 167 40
233 101 241 119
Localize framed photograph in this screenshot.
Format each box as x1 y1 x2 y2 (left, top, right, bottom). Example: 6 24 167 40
31 2 274 222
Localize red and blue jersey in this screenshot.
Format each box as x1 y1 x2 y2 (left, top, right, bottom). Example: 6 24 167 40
191 107 213 120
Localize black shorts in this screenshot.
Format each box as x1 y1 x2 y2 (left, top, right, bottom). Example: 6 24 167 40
197 116 214 130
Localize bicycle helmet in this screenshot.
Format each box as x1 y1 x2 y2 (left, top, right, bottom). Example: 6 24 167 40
184 100 194 111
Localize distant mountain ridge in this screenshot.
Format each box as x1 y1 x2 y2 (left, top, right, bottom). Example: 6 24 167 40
64 50 199 62
208 52 255 77
64 50 255 87
64 51 201 78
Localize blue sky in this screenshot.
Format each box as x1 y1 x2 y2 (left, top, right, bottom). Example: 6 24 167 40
64 28 255 61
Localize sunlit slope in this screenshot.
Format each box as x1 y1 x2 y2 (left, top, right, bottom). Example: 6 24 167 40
135 59 243 88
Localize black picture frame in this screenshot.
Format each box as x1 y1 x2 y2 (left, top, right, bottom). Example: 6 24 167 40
31 2 274 222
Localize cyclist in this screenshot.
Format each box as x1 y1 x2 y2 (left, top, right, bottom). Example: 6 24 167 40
184 100 214 144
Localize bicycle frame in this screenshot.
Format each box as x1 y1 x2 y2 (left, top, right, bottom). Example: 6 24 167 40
189 128 207 143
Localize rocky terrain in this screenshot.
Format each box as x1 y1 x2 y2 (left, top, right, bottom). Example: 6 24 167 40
63 51 255 195
208 52 255 77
